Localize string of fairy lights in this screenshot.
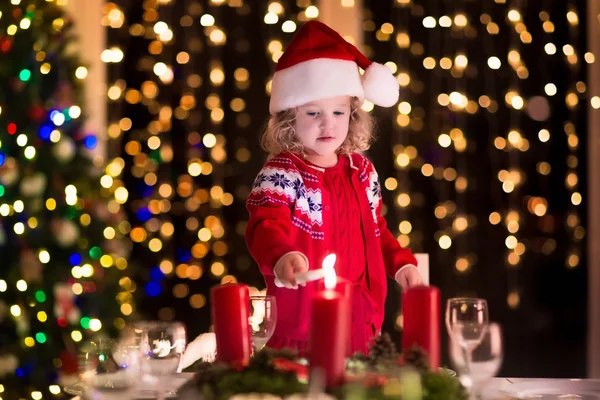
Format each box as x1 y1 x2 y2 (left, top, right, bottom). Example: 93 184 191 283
564 0 585 271
101 0 314 330
363 0 593 312
100 0 595 329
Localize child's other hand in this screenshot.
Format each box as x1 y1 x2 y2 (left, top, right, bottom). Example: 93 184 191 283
274 252 309 289
395 266 423 291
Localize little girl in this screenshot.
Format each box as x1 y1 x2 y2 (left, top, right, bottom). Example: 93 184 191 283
245 21 422 355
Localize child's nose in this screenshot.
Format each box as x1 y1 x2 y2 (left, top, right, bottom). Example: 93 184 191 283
319 115 334 131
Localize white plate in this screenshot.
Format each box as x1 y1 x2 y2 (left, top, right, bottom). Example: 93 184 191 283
503 380 600 399
64 373 195 399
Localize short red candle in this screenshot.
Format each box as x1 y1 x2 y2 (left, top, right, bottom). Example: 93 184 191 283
309 288 349 388
211 283 251 366
401 285 441 370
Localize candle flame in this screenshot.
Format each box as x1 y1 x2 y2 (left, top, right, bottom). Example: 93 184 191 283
323 254 337 290
322 253 336 270
324 267 337 290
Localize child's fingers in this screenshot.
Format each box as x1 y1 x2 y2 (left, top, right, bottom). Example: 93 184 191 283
282 264 298 289
291 256 308 274
408 271 422 287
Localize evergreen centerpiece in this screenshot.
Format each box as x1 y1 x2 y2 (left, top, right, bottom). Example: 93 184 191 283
182 334 467 400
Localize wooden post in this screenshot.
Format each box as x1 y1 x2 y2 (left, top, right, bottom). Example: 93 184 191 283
588 0 600 379
65 0 106 158
317 0 364 50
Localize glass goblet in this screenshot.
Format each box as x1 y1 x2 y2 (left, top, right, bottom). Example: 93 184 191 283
248 295 277 352
134 321 186 398
449 322 503 398
445 297 489 393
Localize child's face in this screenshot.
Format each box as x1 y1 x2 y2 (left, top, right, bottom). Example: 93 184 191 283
294 96 351 158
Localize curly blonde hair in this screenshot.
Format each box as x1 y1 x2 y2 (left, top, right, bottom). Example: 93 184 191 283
260 97 375 158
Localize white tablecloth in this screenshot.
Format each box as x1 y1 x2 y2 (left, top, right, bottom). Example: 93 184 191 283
70 374 600 399
484 377 600 399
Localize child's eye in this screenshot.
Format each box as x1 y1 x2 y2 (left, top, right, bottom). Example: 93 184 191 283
334 111 345 116
307 112 319 117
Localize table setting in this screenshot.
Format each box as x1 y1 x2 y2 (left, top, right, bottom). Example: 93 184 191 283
64 256 597 399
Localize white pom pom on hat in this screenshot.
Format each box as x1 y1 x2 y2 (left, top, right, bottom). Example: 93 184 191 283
269 20 400 115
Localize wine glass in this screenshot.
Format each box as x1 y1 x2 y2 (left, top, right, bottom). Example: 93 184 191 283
248 295 277 352
79 337 139 395
445 298 489 394
132 321 187 398
449 322 503 398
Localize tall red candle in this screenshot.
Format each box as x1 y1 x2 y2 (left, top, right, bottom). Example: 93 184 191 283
316 276 352 301
309 289 349 387
402 285 440 370
211 283 251 366
316 276 353 356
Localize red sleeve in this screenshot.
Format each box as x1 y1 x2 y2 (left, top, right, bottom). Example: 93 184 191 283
363 156 418 278
245 163 302 277
377 204 418 278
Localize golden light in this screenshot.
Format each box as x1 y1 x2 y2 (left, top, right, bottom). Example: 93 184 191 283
305 6 319 18
438 235 452 250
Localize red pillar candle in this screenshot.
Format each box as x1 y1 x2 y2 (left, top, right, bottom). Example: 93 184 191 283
401 285 441 370
316 276 353 356
211 283 251 366
316 276 352 301
309 271 350 388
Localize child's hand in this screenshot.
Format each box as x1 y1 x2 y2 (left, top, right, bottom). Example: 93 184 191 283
274 253 309 289
395 266 423 291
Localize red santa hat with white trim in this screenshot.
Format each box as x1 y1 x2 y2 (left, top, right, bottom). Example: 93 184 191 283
269 20 399 115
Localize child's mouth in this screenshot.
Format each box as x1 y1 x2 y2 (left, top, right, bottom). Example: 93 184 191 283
317 137 335 142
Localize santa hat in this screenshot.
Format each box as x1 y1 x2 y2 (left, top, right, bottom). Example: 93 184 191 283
269 20 399 115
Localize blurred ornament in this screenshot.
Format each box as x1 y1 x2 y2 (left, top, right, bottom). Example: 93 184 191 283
15 310 30 336
0 222 5 245
53 82 74 109
9 77 25 93
59 350 79 375
526 96 551 121
0 157 19 186
64 41 78 57
52 219 79 247
20 250 43 283
93 201 111 220
28 104 46 122
53 136 76 163
54 283 80 325
0 36 13 53
104 235 132 258
0 354 18 378
20 173 47 197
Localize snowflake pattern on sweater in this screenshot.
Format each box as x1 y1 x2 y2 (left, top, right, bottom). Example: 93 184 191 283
248 153 381 240
249 166 323 227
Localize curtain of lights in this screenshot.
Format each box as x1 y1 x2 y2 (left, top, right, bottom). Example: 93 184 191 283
102 0 326 340
364 0 589 377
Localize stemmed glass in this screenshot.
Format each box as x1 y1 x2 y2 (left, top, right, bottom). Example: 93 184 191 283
248 295 277 353
449 322 503 398
129 321 187 398
445 298 489 394
79 337 139 395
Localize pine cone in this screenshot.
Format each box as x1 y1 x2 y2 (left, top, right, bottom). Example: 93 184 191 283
403 345 430 372
367 333 400 366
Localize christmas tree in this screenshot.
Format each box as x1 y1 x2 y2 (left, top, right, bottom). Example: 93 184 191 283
0 1 133 397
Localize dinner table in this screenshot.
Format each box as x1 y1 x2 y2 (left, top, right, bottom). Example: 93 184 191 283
65 373 600 399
